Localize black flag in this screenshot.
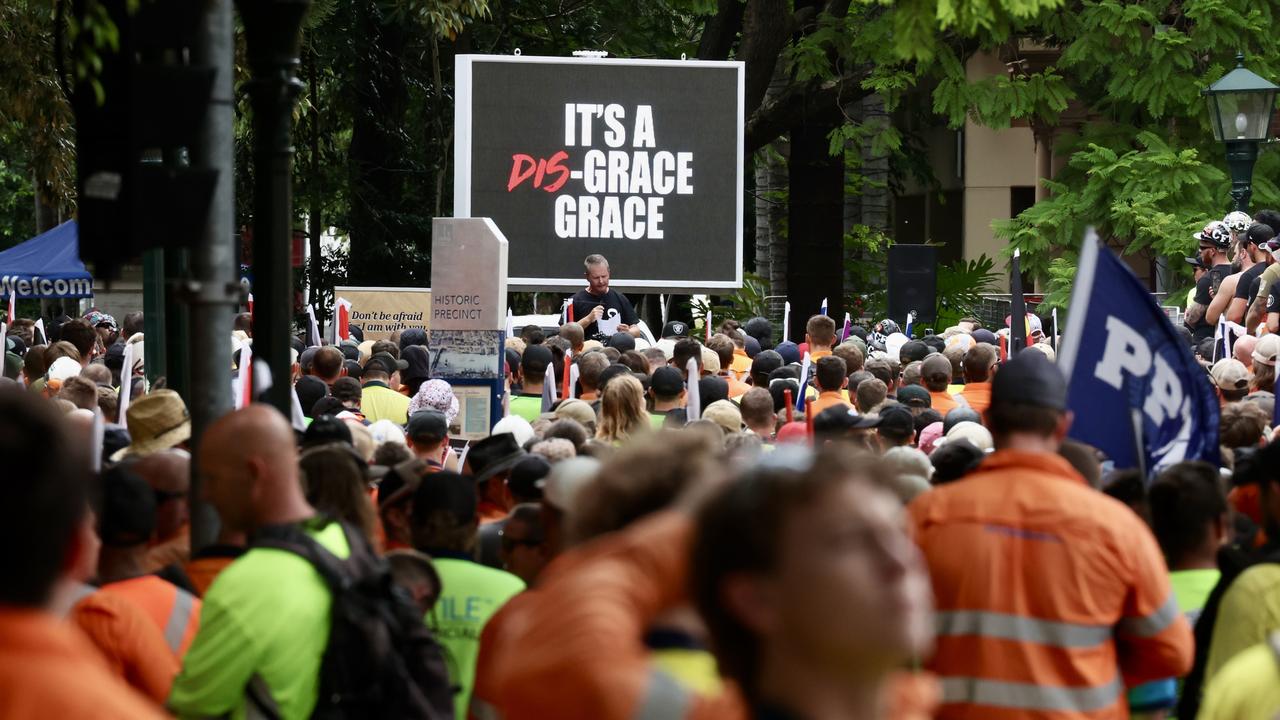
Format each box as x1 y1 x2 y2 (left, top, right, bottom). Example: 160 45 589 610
1010 249 1027 356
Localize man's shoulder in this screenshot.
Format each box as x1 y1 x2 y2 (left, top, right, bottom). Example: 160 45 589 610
914 459 1132 521
1227 563 1280 599
434 558 526 595
214 523 351 594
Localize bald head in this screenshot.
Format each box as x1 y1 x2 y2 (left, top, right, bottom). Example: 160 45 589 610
128 450 190 540
200 405 310 533
922 355 953 392
1234 334 1257 370
130 449 190 494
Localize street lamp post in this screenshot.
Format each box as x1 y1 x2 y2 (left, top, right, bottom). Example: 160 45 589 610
1203 52 1279 213
238 0 310 413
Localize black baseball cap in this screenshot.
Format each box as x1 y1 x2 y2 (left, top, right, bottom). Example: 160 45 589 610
303 414 353 448
699 375 730 406
406 410 448 442
99 465 156 547
295 376 329 419
742 317 774 347
367 351 408 375
992 351 1067 410
1184 256 1206 270
650 366 685 397
597 363 632 391
897 384 932 409
877 405 915 439
507 455 550 501
750 350 784 381
813 405 880 436
522 345 552 376
343 359 364 380
411 471 477 527
606 333 636 352
899 340 933 363
662 321 690 339
338 344 361 362
1246 222 1276 248
104 342 126 370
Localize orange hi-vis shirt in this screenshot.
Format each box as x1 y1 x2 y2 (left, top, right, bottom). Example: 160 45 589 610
185 549 243 598
487 512 939 720
908 450 1193 719
0 608 168 720
67 586 180 705
720 372 751 399
729 348 752 376
958 382 991 415
490 513 746 719
808 390 851 418
928 390 964 415
100 575 202 658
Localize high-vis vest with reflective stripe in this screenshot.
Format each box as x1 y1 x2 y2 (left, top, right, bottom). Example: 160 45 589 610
908 450 1193 719
100 575 202 657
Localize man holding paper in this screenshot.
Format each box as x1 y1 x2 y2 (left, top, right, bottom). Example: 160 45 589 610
568 254 640 340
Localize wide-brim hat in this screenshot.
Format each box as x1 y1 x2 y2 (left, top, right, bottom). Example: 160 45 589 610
466 432 526 483
110 389 191 462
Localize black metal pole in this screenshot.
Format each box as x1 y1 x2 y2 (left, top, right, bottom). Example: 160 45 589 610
238 0 310 414
1225 140 1259 213
187 0 237 553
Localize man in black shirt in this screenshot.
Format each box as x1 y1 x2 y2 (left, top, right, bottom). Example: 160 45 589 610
1228 223 1274 325
568 254 641 340
1186 221 1233 341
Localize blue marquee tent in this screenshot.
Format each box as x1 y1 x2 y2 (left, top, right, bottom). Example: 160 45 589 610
0 221 94 299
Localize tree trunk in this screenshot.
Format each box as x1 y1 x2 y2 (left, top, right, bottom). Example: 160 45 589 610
860 94 891 239
754 152 772 284
33 171 58 233
308 43 324 331
787 123 843 340
345 1 411 285
783 0 844 340
755 61 790 308
768 140 789 324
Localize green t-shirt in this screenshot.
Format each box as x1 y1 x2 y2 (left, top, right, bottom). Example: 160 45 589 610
648 410 670 430
509 394 543 423
169 521 350 720
1170 567 1220 623
427 558 525 720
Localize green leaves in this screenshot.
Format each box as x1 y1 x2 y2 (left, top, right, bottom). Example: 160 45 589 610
936 253 1000 326
933 64 1072 128
994 129 1231 301
875 0 1065 62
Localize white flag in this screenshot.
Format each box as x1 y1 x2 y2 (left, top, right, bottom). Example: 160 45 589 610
685 357 701 421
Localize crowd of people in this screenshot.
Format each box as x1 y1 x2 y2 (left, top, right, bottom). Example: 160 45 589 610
3 236 1280 719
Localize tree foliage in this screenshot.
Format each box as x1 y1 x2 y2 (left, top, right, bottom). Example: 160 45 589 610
984 0 1280 302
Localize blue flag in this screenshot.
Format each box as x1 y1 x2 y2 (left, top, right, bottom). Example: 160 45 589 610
1059 233 1220 474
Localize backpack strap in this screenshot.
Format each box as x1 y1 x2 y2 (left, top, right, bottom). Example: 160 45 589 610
252 517 354 591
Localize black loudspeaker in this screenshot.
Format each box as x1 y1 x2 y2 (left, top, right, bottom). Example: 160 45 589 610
887 244 938 323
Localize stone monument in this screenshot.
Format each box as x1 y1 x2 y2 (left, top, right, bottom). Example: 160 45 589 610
429 218 509 438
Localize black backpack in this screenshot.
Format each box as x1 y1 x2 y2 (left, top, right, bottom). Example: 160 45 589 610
251 518 454 720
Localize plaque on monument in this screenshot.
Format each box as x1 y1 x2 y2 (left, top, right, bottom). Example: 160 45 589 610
430 218 508 331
